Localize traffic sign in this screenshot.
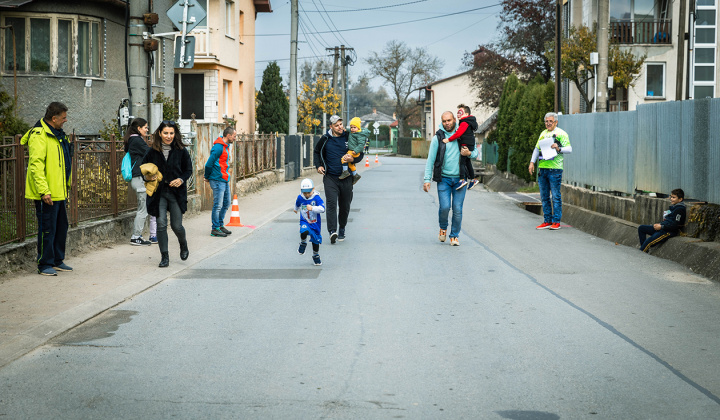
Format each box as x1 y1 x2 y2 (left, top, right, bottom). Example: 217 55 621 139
373 129 380 135
373 122 380 128
167 0 206 33
174 36 195 68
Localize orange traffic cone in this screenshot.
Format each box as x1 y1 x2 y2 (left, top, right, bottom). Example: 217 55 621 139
365 156 370 167
375 154 379 163
226 194 244 227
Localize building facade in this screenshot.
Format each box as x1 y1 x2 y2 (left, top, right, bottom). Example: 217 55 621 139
174 0 271 134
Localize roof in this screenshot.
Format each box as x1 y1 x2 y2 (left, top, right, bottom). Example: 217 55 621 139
254 0 272 13
358 110 395 123
0 0 35 7
476 110 498 134
418 70 472 91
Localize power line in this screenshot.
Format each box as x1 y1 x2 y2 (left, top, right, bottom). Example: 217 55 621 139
315 0 353 52
424 14 498 48
302 0 429 13
249 3 502 37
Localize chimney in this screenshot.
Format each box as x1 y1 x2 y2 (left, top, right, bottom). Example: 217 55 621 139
373 108 377 114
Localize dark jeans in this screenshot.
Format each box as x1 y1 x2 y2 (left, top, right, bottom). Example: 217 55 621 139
538 168 563 223
157 190 187 254
34 199 68 270
323 174 353 233
458 142 475 180
638 225 676 252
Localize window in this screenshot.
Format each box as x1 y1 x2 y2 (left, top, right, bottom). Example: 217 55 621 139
692 0 716 98
223 80 230 116
645 63 665 97
1 14 102 77
174 73 205 120
225 1 233 37
196 0 208 27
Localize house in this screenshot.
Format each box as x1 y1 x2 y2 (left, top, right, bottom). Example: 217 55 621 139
565 0 717 113
0 0 176 134
174 0 272 134
417 71 495 141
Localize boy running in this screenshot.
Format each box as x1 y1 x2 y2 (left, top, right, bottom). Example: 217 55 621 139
294 178 325 266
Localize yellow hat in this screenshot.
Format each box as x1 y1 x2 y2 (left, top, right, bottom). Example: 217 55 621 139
349 117 362 130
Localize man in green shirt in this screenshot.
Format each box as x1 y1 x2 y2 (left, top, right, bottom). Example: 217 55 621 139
528 112 572 230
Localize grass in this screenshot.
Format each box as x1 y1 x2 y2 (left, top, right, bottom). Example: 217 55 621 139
518 185 540 193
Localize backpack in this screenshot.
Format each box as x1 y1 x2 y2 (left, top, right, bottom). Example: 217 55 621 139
121 152 135 182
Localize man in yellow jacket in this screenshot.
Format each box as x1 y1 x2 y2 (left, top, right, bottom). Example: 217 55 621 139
21 102 73 276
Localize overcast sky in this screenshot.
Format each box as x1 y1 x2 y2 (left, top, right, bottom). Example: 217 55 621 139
253 0 502 90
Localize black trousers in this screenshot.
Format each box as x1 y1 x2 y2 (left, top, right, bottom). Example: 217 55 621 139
458 142 475 180
322 174 353 233
156 190 187 254
34 199 68 270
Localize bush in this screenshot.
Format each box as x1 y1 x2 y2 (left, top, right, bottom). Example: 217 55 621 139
0 90 30 138
153 92 179 121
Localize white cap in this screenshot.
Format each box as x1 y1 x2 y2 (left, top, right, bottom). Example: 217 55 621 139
300 178 314 192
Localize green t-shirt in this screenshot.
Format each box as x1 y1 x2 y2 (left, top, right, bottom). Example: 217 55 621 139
534 127 570 169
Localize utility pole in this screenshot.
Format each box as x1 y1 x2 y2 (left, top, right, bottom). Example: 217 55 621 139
676 0 687 100
318 72 332 133
288 0 298 134
597 0 609 112
340 45 346 122
332 47 339 103
554 0 562 113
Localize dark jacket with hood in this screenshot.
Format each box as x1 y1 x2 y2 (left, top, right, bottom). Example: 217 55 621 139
313 129 364 177
124 135 150 178
660 201 687 233
142 144 193 216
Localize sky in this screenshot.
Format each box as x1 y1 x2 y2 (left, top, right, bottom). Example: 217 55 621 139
253 0 503 90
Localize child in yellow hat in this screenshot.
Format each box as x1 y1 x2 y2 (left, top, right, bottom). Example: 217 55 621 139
340 117 369 184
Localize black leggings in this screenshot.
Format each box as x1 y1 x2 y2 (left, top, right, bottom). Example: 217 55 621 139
301 232 320 252
459 142 475 180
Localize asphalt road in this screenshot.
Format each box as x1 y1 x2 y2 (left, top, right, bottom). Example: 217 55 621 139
1 157 719 419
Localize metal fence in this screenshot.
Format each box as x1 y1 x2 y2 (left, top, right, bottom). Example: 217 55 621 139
0 134 142 246
561 98 720 204
235 133 277 179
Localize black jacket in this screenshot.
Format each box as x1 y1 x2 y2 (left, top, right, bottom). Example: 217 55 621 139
313 130 364 176
660 202 687 232
142 145 193 216
124 135 150 178
432 129 447 183
454 116 478 147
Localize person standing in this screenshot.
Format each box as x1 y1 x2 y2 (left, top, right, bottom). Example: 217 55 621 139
314 115 364 244
528 112 572 230
423 111 477 246
124 118 152 246
204 126 236 237
142 121 193 267
21 102 73 276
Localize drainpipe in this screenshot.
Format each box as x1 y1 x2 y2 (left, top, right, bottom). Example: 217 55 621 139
124 0 132 114
676 0 687 100
147 0 153 117
425 87 435 137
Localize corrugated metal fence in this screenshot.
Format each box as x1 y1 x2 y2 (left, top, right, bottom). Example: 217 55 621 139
561 98 720 203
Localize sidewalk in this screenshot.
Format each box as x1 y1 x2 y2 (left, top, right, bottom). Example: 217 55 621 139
0 170 336 368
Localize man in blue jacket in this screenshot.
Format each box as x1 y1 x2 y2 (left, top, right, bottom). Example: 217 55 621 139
423 111 477 246
204 126 236 237
313 115 364 244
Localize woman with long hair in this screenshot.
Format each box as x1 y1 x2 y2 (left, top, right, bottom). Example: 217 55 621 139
123 118 152 246
142 120 193 267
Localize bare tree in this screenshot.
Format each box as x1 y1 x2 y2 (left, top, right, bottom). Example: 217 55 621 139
366 40 443 137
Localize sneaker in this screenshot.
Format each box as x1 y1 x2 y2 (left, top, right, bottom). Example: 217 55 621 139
352 174 361 185
211 228 227 237
298 241 307 255
39 267 57 276
53 263 73 272
467 179 480 190
438 229 447 242
148 236 158 244
130 237 151 246
450 237 459 246
549 223 561 230
339 170 351 180
330 230 338 244
455 179 468 190
219 226 232 235
338 228 345 242
312 254 322 266
536 222 552 230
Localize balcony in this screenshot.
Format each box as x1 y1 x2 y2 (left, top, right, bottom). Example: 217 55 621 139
175 27 217 61
611 19 672 45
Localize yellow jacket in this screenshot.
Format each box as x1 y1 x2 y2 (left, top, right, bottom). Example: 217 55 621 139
21 119 72 201
140 163 163 196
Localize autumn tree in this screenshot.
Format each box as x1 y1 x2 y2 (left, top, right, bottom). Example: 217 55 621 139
366 40 443 137
545 24 645 112
257 61 289 133
297 75 340 134
465 0 556 108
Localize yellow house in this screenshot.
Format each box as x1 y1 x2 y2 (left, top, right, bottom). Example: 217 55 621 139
174 0 271 134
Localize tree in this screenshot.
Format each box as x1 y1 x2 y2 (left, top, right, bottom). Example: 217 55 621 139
299 59 332 88
348 75 394 117
465 0 556 108
297 75 340 134
545 24 645 112
366 40 443 137
0 90 29 137
257 62 289 134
